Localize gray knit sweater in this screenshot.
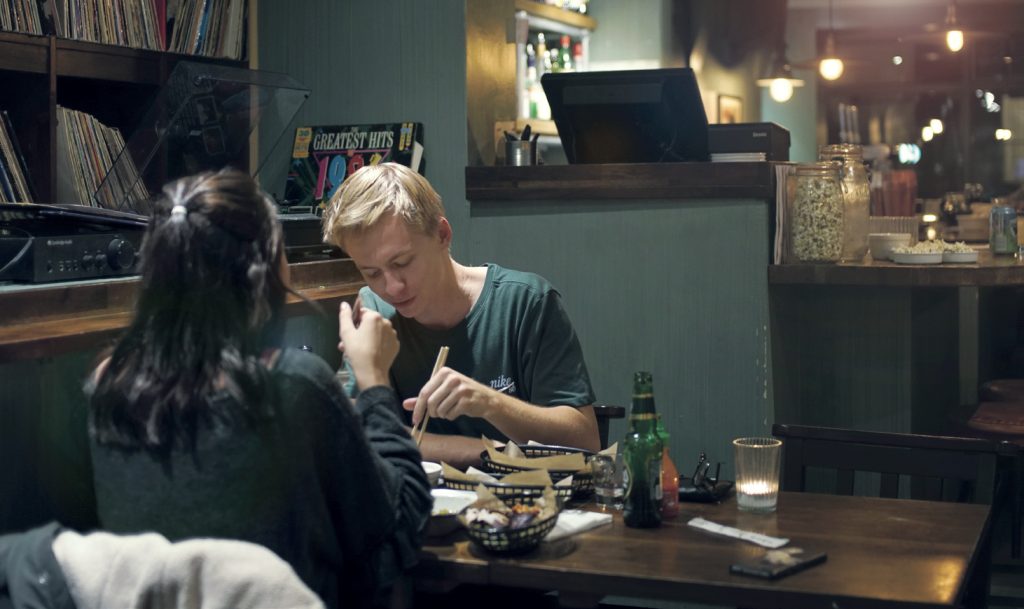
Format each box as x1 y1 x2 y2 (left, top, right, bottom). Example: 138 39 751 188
89 348 431 609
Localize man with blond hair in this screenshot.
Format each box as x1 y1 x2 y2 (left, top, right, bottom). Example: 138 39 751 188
323 163 599 467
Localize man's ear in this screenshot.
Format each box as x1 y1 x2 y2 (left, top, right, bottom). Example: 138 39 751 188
437 217 453 246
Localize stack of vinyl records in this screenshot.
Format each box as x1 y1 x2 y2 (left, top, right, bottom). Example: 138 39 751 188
0 0 44 35
55 106 148 209
49 0 164 51
0 111 36 203
169 0 247 60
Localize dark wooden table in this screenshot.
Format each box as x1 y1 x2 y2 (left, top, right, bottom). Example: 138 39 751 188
414 492 991 609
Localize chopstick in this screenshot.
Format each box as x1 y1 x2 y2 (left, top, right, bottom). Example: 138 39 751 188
414 345 449 447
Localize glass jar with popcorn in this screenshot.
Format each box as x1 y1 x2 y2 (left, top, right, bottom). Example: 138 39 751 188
819 144 870 261
786 161 845 263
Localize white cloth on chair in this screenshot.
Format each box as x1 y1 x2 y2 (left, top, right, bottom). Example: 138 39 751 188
52 530 324 609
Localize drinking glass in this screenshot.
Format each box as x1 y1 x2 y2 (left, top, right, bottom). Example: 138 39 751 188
591 453 625 510
732 437 782 513
1016 214 1024 260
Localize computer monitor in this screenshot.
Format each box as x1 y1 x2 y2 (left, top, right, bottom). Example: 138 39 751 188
541 68 709 164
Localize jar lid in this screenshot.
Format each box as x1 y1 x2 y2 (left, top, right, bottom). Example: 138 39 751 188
794 160 842 176
819 143 864 160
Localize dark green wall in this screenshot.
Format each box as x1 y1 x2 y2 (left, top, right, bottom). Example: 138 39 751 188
466 197 774 476
257 0 470 259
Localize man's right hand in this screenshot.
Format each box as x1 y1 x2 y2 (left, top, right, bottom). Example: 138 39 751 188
338 300 397 389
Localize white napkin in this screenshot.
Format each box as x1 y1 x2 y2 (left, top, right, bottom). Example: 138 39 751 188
544 509 613 542
687 517 789 548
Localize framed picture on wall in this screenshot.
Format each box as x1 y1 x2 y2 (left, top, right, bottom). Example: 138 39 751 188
718 94 742 124
703 90 719 124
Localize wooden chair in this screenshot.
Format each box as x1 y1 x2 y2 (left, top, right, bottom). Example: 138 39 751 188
772 423 1011 503
772 423 1016 608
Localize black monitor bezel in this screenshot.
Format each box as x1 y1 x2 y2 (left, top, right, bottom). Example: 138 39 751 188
541 68 710 165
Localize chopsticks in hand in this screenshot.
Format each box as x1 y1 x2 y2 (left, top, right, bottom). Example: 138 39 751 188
413 345 449 447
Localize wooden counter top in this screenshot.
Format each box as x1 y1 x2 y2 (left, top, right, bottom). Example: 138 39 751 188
466 162 776 201
0 258 363 363
769 249 1024 287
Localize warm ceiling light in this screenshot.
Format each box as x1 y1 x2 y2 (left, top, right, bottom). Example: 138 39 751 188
820 56 845 80
819 0 844 81
930 119 944 134
892 55 903 65
769 78 794 102
996 128 1013 141
757 48 804 103
945 1 964 52
946 29 964 52
922 126 935 141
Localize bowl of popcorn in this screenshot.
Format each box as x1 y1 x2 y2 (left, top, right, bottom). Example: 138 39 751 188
869 233 913 261
891 240 945 265
940 241 979 264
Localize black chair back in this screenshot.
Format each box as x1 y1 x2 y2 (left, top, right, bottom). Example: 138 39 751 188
772 423 1011 504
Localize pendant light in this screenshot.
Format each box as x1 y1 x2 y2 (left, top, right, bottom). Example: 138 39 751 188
945 0 964 52
819 0 844 81
757 47 805 103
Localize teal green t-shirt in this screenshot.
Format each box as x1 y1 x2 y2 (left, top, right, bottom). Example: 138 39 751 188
358 264 595 441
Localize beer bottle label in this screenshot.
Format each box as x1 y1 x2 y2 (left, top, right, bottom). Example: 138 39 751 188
650 459 662 501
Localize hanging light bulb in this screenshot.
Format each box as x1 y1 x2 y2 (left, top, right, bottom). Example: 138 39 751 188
930 119 944 134
757 46 804 103
819 1 844 81
820 55 845 80
769 78 795 102
922 126 935 141
945 1 964 52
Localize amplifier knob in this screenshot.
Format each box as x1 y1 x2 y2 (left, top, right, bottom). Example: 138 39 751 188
106 239 136 271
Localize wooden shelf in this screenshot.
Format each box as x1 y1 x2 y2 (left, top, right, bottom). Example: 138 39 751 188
514 0 597 31
768 250 1024 287
0 31 48 74
467 162 777 201
0 258 364 363
0 31 246 83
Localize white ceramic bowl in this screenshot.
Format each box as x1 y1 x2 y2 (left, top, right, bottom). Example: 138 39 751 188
422 461 442 487
943 250 979 263
869 233 913 261
428 489 477 537
891 251 943 265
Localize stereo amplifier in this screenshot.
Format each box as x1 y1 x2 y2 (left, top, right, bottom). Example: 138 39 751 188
0 204 146 283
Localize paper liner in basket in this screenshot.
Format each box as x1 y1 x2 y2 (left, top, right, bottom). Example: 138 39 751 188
442 463 573 488
482 437 589 473
458 484 559 526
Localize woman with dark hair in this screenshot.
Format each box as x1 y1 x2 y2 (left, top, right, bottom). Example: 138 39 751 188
86 169 430 609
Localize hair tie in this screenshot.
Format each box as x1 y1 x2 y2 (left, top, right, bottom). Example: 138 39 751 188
170 204 188 222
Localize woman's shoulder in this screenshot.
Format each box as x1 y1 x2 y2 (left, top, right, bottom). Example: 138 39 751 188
272 348 340 388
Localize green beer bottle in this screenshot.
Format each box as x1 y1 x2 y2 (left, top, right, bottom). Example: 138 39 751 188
623 371 664 528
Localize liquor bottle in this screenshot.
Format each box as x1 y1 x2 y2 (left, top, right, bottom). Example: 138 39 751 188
559 35 573 72
623 371 664 528
656 417 680 519
572 41 584 71
535 33 547 78
523 44 537 118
